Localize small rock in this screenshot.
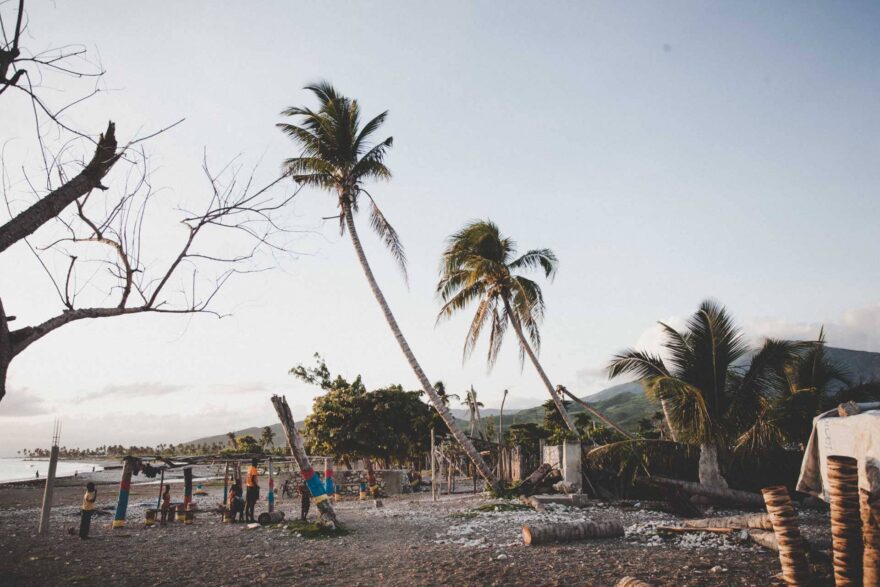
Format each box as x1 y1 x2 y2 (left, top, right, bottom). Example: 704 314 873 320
710 566 723 573
496 553 509 560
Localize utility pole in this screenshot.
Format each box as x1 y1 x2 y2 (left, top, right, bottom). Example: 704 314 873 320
38 419 61 535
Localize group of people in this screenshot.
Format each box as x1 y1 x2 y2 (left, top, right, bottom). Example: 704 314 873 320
226 458 263 523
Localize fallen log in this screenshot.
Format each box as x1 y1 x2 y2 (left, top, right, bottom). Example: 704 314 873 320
522 520 624 545
517 463 553 496
532 494 592 508
683 513 773 531
257 511 285 525
615 578 653 587
749 529 779 552
520 496 546 513
649 476 764 507
657 526 734 535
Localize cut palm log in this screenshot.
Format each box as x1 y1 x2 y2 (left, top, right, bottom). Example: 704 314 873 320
522 520 624 545
257 511 285 525
649 476 764 507
683 513 773 531
749 529 779 552
615 578 653 587
762 485 811 586
517 463 553 496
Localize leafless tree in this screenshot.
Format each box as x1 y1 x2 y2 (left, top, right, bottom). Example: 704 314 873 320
0 0 296 403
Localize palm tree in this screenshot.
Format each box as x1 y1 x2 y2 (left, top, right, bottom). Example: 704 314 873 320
437 220 618 435
462 386 485 439
278 82 501 492
261 426 275 449
607 299 803 489
226 432 237 450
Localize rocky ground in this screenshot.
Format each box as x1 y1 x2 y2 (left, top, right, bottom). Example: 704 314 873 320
0 481 833 586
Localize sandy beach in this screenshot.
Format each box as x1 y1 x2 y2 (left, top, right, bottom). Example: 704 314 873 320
0 476 834 586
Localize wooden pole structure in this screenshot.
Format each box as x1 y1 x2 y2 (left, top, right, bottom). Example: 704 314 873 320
431 428 437 502
762 485 811 586
271 394 339 527
156 467 165 509
366 459 378 498
38 419 61 535
498 389 508 479
268 458 275 513
183 467 193 508
112 456 136 528
828 455 863 586
222 462 229 506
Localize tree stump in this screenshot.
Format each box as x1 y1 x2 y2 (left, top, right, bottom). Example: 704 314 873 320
257 511 285 525
615 578 653 587
828 455 863 586
861 487 879 587
522 520 623 545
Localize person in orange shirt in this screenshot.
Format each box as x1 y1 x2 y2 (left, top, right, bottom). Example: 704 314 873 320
245 458 260 522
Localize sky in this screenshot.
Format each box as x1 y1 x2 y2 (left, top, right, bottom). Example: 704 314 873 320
1 1 878 454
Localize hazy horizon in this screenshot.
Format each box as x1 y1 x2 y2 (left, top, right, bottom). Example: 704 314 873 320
2 1 878 455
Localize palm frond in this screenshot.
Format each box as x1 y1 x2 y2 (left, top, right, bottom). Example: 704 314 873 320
607 350 669 380
508 248 558 279
363 191 407 281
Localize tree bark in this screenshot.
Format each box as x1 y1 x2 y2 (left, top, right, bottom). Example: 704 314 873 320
698 443 728 489
648 476 764 507
0 122 120 254
341 200 501 493
522 520 624 545
517 462 553 496
502 298 577 435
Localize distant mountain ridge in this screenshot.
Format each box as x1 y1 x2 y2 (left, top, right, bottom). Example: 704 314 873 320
186 346 880 444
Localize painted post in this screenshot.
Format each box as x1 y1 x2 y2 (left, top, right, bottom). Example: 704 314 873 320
112 457 136 528
268 458 275 513
183 466 193 508
430 428 437 502
324 458 335 503
222 462 229 505
38 444 59 534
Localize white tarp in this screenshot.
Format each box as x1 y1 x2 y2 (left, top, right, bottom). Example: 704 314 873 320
796 402 880 502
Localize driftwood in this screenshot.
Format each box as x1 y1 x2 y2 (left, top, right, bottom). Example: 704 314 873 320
517 463 553 497
522 520 624 546
683 513 773 531
649 476 764 507
532 494 592 508
615 578 654 587
520 496 546 513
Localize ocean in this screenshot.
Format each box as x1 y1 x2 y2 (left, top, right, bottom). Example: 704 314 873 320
0 458 104 484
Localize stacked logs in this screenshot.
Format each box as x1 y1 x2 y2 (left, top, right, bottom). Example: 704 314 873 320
827 455 863 585
761 485 810 586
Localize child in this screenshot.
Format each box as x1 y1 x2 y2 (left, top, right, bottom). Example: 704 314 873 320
229 481 245 522
79 482 97 539
160 484 171 525
299 481 311 521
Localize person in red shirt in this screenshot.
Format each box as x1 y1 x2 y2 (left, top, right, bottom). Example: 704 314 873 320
245 459 260 522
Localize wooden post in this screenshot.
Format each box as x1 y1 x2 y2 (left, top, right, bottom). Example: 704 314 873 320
324 458 335 503
156 468 165 509
222 462 229 506
268 458 275 513
271 395 339 527
38 441 59 535
430 428 437 502
183 467 193 508
112 457 136 528
861 486 880 587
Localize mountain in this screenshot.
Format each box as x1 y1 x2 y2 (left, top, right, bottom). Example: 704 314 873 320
186 347 880 444
184 423 289 449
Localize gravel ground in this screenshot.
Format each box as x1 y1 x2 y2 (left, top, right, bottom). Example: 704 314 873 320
0 482 833 586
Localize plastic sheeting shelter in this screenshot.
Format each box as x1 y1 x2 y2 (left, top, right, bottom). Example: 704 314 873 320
797 402 880 501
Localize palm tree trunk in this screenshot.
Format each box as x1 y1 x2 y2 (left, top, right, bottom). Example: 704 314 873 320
502 298 578 435
557 385 632 439
698 443 728 489
659 399 678 442
341 201 502 493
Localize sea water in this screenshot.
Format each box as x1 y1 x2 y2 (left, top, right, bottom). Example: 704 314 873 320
0 458 103 483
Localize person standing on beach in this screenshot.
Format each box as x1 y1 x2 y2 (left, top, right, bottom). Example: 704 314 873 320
244 459 260 522
79 482 97 539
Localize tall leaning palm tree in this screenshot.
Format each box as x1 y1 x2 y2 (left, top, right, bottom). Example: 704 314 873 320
278 82 501 493
607 299 804 489
437 220 623 436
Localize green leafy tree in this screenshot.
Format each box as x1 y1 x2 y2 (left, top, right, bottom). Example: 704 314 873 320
608 299 804 489
260 426 275 449
278 83 499 492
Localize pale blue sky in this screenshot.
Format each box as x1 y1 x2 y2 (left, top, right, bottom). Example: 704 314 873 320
1 1 878 453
